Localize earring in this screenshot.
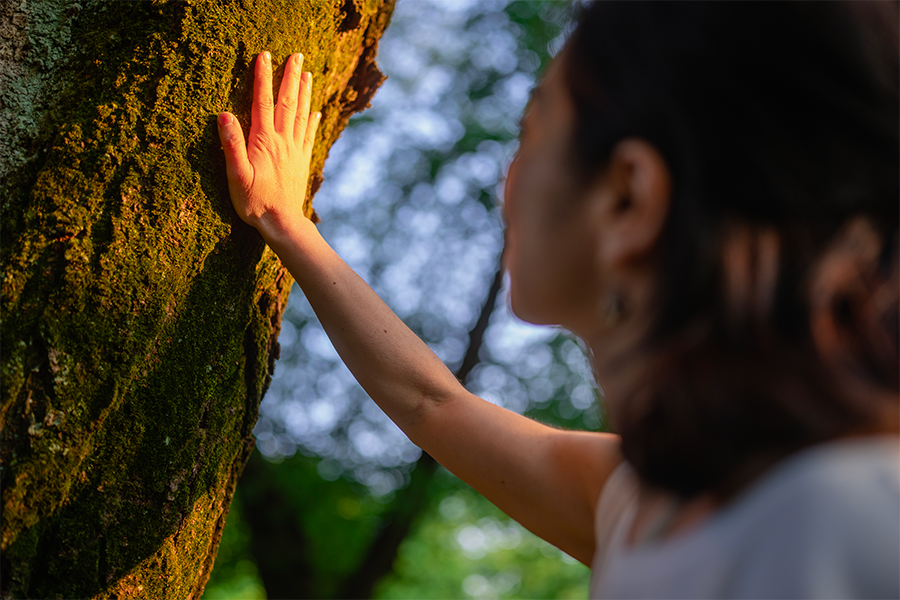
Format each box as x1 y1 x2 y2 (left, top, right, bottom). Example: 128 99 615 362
603 291 624 327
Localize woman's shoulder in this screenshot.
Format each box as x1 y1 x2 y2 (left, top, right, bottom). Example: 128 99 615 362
731 435 899 542
745 435 899 510
594 436 899 599
720 435 899 597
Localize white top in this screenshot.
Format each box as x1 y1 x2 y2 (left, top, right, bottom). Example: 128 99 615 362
589 436 900 599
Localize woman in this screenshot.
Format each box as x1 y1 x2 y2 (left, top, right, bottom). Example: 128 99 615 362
217 2 899 597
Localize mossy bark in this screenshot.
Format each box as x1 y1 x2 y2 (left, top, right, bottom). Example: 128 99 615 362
0 1 394 598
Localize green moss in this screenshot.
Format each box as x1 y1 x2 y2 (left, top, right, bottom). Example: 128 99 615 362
0 0 395 598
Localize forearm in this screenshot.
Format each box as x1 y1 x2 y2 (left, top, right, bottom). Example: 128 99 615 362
261 215 464 433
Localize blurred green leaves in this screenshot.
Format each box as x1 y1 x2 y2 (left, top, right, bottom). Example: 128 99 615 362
204 454 590 599
376 476 589 600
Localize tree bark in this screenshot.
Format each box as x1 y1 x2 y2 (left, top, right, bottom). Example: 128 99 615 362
0 1 394 598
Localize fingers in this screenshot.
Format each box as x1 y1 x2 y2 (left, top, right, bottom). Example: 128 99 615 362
251 51 274 137
275 53 303 135
245 50 316 151
304 111 322 153
217 112 251 189
294 71 315 142
254 51 315 148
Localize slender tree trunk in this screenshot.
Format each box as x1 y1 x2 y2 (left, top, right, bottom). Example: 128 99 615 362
0 1 394 598
339 262 506 600
234 450 318 600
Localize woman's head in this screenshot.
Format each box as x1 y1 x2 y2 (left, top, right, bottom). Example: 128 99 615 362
504 58 673 343
507 1 899 498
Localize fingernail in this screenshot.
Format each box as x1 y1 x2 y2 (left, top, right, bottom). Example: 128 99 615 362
218 112 232 127
263 51 271 63
294 53 302 72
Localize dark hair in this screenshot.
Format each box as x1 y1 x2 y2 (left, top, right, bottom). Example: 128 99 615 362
563 1 899 499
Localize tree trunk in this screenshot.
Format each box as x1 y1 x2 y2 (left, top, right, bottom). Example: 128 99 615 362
0 1 394 598
236 451 318 600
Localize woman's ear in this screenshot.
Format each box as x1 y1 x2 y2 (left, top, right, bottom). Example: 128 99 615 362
592 138 672 267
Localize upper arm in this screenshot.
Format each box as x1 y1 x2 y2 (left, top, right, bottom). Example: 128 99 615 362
409 389 623 565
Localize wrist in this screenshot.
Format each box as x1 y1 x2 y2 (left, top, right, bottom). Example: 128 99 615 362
256 210 319 250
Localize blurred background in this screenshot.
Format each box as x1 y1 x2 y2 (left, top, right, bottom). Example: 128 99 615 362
203 1 608 598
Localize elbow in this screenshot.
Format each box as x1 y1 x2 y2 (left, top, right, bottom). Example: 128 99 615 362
401 377 465 447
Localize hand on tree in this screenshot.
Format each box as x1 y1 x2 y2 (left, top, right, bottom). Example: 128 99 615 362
217 51 321 238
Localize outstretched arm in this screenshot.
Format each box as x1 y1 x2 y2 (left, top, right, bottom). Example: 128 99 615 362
217 51 623 565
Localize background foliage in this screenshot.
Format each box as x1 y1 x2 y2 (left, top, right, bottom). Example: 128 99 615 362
204 2 606 598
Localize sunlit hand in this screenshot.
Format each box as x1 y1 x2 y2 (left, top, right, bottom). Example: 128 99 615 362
217 51 321 237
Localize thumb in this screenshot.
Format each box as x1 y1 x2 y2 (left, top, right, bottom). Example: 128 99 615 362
217 112 251 189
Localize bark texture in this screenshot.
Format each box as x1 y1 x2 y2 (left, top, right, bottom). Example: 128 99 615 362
0 0 394 598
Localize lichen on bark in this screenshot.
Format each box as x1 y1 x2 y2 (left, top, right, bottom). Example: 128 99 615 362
0 1 394 598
